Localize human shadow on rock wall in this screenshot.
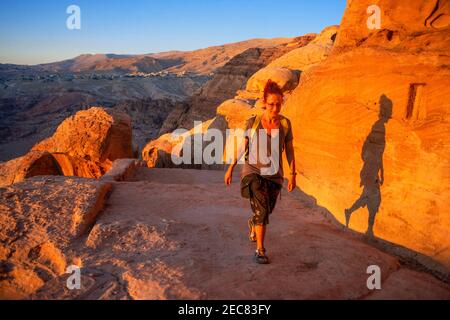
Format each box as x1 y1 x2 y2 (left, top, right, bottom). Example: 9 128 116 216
345 94 392 237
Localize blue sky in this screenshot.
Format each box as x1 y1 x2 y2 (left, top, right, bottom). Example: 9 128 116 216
0 0 346 65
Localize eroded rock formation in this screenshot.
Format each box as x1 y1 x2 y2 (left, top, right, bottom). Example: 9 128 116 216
0 107 133 186
281 0 450 269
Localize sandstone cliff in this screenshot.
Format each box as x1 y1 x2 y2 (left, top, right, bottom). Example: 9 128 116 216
281 0 450 269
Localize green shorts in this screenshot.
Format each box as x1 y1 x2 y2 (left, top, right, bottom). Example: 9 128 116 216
243 173 282 226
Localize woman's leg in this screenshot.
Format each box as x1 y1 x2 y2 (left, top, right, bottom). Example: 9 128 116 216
249 176 268 250
248 218 256 242
254 182 280 252
255 225 266 252
249 176 278 263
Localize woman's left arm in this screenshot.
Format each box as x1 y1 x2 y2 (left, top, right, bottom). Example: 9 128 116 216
285 139 296 192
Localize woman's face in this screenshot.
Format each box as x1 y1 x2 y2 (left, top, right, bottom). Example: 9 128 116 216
265 93 283 118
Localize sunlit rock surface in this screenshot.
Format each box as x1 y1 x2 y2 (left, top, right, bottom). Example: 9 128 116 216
282 0 450 269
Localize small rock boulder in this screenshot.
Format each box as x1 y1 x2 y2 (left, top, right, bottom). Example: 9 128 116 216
245 67 300 97
142 116 230 170
216 99 257 129
30 107 134 178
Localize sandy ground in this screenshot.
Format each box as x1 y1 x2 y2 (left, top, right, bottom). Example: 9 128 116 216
32 168 450 300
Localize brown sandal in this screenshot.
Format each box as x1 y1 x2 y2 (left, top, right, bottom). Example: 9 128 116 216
254 248 269 264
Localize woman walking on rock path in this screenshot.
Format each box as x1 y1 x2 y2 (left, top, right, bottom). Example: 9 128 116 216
225 80 297 264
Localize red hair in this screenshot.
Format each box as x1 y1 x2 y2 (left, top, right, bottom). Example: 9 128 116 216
263 79 283 102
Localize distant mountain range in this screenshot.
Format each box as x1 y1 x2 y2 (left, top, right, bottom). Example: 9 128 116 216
1 37 294 75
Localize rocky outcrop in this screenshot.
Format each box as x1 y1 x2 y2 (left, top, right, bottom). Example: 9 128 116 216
31 107 133 178
335 0 450 52
141 133 179 169
281 0 450 269
216 99 256 129
245 67 300 98
0 176 112 299
235 26 339 105
142 117 229 170
267 25 339 71
101 159 146 182
32 107 133 163
0 107 134 186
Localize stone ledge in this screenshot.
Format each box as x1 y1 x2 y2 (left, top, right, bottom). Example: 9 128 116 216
101 159 147 182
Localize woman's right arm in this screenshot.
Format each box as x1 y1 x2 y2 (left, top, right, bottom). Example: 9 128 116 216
225 117 253 185
225 136 248 185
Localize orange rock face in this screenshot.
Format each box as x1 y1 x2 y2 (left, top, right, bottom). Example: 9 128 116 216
0 107 134 186
32 107 133 178
282 0 450 269
336 0 450 51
